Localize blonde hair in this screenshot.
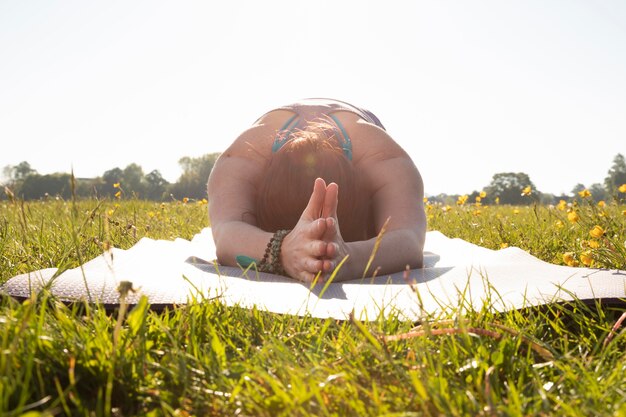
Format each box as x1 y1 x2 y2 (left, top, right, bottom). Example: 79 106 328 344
256 122 372 242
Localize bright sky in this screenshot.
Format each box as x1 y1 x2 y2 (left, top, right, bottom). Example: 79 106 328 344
1 0 625 196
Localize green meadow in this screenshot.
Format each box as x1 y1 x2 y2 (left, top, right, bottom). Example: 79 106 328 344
1 195 626 416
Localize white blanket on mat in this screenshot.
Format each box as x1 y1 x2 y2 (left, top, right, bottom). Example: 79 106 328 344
2 228 625 320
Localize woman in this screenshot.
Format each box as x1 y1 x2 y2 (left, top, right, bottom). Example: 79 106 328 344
207 98 426 283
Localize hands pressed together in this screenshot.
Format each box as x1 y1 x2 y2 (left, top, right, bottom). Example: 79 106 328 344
280 178 350 283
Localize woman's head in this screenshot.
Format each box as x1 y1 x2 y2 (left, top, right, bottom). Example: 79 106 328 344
256 122 371 242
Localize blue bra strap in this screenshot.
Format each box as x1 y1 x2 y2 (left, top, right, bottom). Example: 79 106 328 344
329 114 353 160
272 114 299 153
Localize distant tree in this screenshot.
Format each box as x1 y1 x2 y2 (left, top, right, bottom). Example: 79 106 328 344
75 177 105 199
604 154 626 198
604 154 626 192
571 183 586 196
467 190 481 205
426 193 457 206
539 192 557 205
102 168 124 197
18 173 72 200
170 153 220 200
4 161 37 181
1 166 11 184
589 183 608 202
553 193 571 203
144 170 169 200
484 172 537 205
122 163 146 197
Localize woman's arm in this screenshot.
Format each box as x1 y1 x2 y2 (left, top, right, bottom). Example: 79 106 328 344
322 173 426 281
343 168 426 280
207 150 272 265
322 122 427 281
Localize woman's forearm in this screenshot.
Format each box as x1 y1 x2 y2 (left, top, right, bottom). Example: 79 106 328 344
212 221 273 267
339 228 424 281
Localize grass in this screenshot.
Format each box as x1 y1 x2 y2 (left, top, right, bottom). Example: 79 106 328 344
1 194 626 416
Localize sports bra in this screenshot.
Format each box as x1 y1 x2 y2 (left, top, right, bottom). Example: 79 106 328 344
258 98 385 160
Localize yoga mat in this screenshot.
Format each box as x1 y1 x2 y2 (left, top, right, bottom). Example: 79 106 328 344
2 229 625 320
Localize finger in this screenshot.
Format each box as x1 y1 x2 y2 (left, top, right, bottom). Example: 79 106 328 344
303 218 326 239
306 257 324 272
322 182 339 218
293 256 322 274
298 271 316 283
309 240 327 257
299 268 325 284
301 178 327 220
325 241 338 258
322 258 335 273
326 217 337 235
322 216 338 242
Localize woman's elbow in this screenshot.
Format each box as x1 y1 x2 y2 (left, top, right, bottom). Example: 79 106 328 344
406 228 425 269
211 227 234 266
386 228 424 270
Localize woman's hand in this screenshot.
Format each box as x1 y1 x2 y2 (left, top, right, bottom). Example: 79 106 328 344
280 178 353 283
280 178 331 283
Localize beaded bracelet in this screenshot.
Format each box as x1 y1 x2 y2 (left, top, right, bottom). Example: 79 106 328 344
258 229 291 275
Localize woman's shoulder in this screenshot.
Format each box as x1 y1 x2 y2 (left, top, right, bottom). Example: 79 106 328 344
222 110 295 161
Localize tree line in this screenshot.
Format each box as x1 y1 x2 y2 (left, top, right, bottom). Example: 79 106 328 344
1 153 220 201
2 153 625 205
428 153 626 206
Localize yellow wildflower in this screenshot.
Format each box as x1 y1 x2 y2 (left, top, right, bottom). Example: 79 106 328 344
475 196 482 203
578 189 591 198
148 211 156 218
107 209 114 216
479 191 487 198
457 195 468 205
579 251 593 267
500 243 509 249
556 200 567 211
423 197 429 203
597 200 606 208
183 197 189 204
619 184 626 193
562 252 576 266
622 210 626 217
495 197 500 205
513 208 520 215
554 219 564 229
442 205 451 213
113 182 120 188
521 186 532 196
473 209 482 216
115 191 121 199
201 198 208 204
567 211 579 223
588 239 600 249
589 225 605 238
160 203 166 210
